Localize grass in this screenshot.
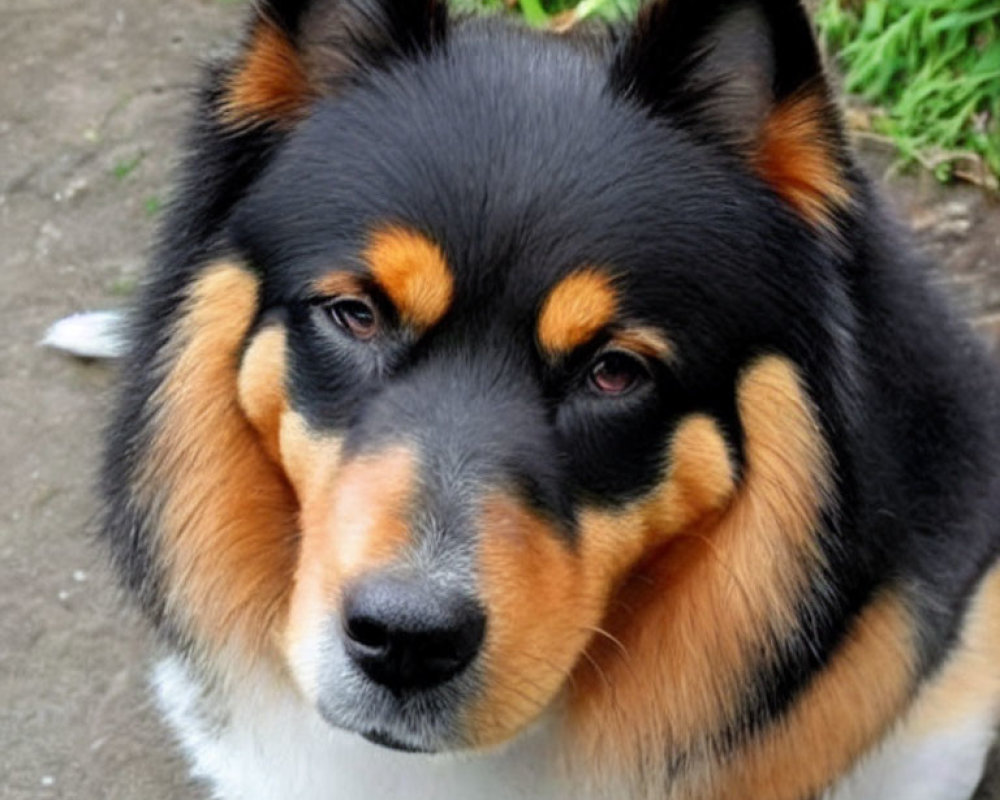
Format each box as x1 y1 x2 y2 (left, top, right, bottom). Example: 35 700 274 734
816 0 1000 189
465 0 1000 190
111 152 145 181
451 0 637 28
108 274 139 297
143 195 163 217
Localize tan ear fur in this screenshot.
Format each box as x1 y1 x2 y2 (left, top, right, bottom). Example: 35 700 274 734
222 20 314 127
754 90 851 229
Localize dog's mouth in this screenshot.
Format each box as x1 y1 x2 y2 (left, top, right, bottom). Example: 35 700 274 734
315 678 467 755
361 728 430 753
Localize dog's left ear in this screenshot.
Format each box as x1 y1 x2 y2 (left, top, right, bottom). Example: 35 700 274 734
610 0 851 227
221 0 448 128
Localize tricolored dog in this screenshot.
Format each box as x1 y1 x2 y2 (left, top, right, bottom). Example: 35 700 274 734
101 0 1000 797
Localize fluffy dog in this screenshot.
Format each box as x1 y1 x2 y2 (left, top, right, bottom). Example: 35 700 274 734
101 0 1000 797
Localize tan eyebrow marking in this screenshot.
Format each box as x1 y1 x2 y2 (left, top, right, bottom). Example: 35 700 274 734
537 268 619 359
311 270 367 299
607 326 675 363
363 225 454 330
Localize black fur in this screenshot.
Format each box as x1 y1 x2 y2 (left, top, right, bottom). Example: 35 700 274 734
102 0 1000 794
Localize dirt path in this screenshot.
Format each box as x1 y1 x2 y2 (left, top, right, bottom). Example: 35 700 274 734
1 2 239 797
0 2 996 799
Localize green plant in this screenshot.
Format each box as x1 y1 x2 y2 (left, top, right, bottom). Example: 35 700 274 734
816 0 1000 189
465 0 1000 189
144 195 163 217
450 0 637 29
111 152 145 181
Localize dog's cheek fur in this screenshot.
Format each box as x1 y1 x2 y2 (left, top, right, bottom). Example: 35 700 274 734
560 356 903 798
238 325 290 465
465 388 737 747
467 495 595 747
237 325 342 504
138 263 298 663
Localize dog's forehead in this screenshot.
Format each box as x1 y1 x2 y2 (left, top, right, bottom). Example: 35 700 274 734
234 28 747 309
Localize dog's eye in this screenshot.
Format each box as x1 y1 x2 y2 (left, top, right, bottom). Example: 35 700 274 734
589 351 648 396
325 297 379 340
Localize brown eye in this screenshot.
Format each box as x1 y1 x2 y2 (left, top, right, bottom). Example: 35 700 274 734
326 297 379 340
589 351 647 395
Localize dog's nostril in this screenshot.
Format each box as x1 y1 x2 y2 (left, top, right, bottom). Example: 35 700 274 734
341 574 486 692
344 615 390 651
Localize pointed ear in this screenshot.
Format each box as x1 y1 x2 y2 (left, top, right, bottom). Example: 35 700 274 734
220 0 448 128
610 0 851 228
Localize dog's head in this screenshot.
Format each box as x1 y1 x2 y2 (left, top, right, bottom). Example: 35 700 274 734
107 0 905 778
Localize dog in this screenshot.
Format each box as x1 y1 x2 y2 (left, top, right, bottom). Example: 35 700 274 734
100 0 1000 797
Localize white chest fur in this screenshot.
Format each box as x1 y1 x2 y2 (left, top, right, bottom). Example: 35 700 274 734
154 656 575 800
155 656 993 800
824 710 996 800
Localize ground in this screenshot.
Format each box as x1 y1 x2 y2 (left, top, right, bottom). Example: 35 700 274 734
0 1 997 799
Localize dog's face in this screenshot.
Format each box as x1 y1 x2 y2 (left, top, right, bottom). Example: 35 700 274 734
112 0 868 767
237 79 747 749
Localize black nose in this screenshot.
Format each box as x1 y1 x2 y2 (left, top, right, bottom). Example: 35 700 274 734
342 574 486 692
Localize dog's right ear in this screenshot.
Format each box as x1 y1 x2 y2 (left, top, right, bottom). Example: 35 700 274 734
219 0 448 128
157 0 447 268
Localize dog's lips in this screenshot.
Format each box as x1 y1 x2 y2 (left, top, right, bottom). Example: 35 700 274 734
315 684 455 754
361 728 430 753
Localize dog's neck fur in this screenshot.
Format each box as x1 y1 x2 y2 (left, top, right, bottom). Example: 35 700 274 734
154 656 574 800
155 652 996 800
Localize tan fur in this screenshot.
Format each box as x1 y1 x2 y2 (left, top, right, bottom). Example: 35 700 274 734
143 264 298 663
284 446 416 697
644 414 735 534
222 21 312 127
567 356 834 791
471 495 599 746
238 326 289 464
715 591 914 799
607 326 675 363
470 397 739 747
754 91 851 228
312 270 369 300
235 325 337 506
277 412 337 506
537 268 619 359
364 226 453 330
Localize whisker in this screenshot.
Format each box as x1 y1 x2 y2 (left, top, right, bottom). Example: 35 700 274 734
580 624 631 664
578 648 613 693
